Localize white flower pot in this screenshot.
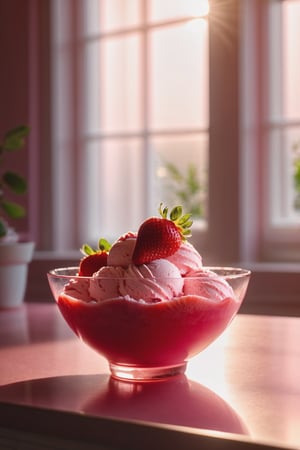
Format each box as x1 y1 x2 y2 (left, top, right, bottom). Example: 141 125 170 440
0 241 35 309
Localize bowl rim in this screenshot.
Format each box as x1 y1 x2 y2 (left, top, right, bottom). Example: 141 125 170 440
48 266 251 280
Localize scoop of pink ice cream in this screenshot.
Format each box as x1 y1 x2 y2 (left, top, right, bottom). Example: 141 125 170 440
89 266 126 301
183 269 234 302
120 260 183 302
64 278 91 302
165 242 202 275
107 234 136 267
89 259 183 303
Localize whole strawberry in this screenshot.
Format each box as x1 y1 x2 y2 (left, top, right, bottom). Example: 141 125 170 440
132 204 192 265
78 238 111 276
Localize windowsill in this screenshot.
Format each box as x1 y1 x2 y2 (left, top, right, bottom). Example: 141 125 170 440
26 251 300 317
236 260 300 273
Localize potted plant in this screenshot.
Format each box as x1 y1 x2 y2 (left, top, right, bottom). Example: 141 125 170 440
293 140 300 211
0 125 34 308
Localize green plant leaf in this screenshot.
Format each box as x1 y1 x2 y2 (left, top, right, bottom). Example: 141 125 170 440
0 220 7 238
187 164 201 194
162 160 206 220
165 163 184 183
191 205 203 217
2 125 30 151
3 172 27 194
1 201 26 219
176 190 189 203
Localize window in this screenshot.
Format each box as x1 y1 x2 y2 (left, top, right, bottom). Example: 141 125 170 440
50 0 300 266
262 0 300 261
80 0 210 244
51 0 211 252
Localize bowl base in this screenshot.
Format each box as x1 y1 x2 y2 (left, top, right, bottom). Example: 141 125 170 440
109 362 187 382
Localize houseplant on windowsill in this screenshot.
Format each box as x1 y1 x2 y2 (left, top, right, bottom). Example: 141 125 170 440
0 126 34 309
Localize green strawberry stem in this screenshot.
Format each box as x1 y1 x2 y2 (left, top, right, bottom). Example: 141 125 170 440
159 203 192 239
80 238 111 256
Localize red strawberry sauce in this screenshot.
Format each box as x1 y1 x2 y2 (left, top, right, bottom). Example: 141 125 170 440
57 294 239 367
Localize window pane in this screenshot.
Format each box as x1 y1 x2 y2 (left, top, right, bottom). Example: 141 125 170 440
81 0 101 36
82 41 102 134
101 34 142 132
268 0 300 228
54 0 210 247
83 34 142 134
282 0 300 120
148 0 209 22
100 0 141 32
79 139 144 243
81 0 141 35
269 127 300 225
149 134 208 220
148 22 209 129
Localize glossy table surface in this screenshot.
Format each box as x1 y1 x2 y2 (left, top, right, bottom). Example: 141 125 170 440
0 303 299 449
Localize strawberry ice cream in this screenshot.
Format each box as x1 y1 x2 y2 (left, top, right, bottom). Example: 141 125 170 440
184 269 234 301
50 205 250 380
89 259 183 303
107 232 136 267
165 241 203 275
62 277 91 302
88 266 125 301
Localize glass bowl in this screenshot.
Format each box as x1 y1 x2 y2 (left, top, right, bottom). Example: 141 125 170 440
47 267 251 381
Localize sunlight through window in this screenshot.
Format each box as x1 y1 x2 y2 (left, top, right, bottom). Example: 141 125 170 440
78 0 210 242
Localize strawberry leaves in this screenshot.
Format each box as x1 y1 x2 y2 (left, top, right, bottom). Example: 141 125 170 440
80 238 111 256
79 238 111 276
159 204 192 238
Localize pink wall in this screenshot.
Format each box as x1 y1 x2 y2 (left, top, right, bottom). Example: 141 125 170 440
0 1 30 131
0 0 31 236
0 0 51 244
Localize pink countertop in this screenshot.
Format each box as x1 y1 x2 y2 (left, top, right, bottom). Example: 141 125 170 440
0 303 299 450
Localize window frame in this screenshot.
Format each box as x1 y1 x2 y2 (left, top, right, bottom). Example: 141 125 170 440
49 0 242 263
76 0 210 247
46 0 283 264
260 0 300 262
25 0 300 314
